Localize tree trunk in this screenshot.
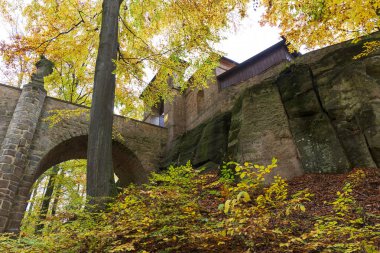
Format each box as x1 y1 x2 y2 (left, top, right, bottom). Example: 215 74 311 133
27 176 43 214
36 166 59 231
51 169 64 216
80 184 86 210
87 0 121 208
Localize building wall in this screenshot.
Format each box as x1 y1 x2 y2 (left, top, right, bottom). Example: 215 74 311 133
164 89 186 148
180 61 290 132
185 77 222 130
164 45 294 133
162 58 238 140
162 60 290 140
0 84 21 146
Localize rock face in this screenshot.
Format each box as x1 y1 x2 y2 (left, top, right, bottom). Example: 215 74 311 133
164 32 380 175
312 54 380 169
227 80 303 179
277 64 351 173
163 112 231 168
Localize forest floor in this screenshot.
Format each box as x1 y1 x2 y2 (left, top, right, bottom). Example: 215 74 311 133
6 167 379 253
195 167 380 253
287 168 380 218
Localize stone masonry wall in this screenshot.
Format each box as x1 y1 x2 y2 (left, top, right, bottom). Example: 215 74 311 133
0 84 21 146
227 80 304 179
0 82 47 232
0 82 167 232
5 96 167 232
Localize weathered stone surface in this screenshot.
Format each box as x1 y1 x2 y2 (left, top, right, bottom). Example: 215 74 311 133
164 112 231 167
193 112 231 166
227 80 303 179
277 64 351 173
163 123 203 167
165 33 380 178
0 81 47 233
0 84 21 147
316 60 379 168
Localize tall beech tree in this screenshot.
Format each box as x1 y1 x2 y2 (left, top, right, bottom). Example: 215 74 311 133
87 0 121 205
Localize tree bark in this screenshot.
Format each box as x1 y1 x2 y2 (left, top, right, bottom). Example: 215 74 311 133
51 169 64 216
87 0 121 208
25 176 43 218
36 166 59 231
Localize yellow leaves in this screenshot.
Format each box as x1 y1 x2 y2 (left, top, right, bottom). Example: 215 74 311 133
220 191 250 214
1 0 251 115
109 242 135 252
237 191 251 202
224 199 232 214
353 41 380 59
259 0 380 50
43 108 89 127
221 159 280 216
6 160 380 252
239 171 247 179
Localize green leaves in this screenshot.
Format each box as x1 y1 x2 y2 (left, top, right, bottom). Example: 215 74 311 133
224 199 232 214
3 160 380 252
237 191 250 203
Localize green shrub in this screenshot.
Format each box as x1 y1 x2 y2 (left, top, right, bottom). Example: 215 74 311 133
1 161 379 253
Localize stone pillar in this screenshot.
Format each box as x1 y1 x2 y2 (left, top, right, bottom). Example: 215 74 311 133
0 57 53 232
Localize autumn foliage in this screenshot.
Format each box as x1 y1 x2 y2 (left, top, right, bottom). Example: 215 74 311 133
258 0 379 50
1 160 379 252
0 0 250 113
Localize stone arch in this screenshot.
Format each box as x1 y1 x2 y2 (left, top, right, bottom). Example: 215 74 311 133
2 94 167 232
34 135 148 185
6 135 148 232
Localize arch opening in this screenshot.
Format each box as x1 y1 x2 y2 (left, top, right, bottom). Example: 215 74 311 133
10 135 148 233
35 135 148 186
22 159 87 234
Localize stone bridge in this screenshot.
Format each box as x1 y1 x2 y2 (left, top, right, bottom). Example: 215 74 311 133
0 82 167 232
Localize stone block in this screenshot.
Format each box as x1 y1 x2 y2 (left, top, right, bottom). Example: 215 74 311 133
0 216 8 229
0 199 11 211
0 180 9 189
0 155 13 164
3 149 16 156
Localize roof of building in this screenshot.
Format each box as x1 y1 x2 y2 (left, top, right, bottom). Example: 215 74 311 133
217 39 300 81
219 56 239 66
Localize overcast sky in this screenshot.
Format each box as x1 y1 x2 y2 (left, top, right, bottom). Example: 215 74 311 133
216 7 281 63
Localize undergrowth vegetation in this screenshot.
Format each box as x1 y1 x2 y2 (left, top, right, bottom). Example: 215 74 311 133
1 159 379 252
